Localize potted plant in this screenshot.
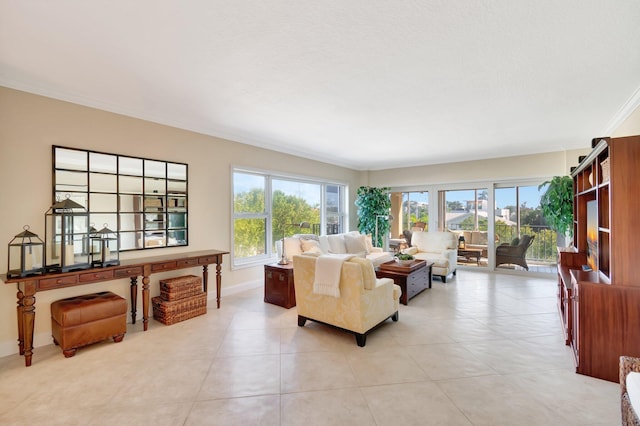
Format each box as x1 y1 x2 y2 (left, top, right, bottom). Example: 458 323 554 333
539 176 574 248
355 186 391 248
395 252 415 265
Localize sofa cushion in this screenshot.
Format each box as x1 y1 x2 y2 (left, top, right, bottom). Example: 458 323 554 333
413 252 450 269
327 234 347 254
463 231 472 243
412 231 456 252
345 233 368 255
628 372 640 415
472 232 488 245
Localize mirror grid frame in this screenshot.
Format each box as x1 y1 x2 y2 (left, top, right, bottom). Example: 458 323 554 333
52 146 188 251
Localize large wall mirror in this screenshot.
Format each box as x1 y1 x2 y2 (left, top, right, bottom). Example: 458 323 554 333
53 146 188 251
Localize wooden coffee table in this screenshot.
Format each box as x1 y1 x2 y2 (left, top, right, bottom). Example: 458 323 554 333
457 248 482 265
375 259 433 305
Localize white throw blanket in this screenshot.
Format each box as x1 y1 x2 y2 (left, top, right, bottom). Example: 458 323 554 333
313 254 354 297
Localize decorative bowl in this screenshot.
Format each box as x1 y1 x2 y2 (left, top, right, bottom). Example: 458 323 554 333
396 259 414 266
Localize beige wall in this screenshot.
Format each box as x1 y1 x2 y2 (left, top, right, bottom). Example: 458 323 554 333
612 103 640 137
369 149 588 189
2 85 634 358
0 87 366 356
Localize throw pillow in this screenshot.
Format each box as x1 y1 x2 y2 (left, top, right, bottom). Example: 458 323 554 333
283 237 302 261
364 234 375 252
301 239 322 255
403 247 419 255
511 237 520 246
327 234 347 254
344 233 368 255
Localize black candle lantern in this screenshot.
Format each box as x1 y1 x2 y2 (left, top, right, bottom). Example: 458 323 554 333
458 235 466 249
45 196 91 272
7 225 45 278
90 224 120 267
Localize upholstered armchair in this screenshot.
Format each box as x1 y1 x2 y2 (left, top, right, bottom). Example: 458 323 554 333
402 231 457 282
495 235 535 271
292 254 401 347
621 356 640 426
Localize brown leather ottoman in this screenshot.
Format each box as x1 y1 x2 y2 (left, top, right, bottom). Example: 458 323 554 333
51 291 127 358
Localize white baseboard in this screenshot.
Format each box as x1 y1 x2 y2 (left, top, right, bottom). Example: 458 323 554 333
0 279 263 359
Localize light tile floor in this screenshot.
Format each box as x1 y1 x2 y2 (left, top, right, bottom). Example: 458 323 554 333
0 270 620 425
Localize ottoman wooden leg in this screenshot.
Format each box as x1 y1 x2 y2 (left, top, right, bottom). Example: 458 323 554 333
113 334 125 343
62 348 77 358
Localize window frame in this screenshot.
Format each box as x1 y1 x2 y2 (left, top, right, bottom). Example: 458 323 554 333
231 167 347 269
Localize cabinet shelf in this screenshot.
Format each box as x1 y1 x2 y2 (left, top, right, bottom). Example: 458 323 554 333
560 134 640 383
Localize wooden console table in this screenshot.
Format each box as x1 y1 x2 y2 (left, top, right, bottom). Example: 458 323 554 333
1 249 228 367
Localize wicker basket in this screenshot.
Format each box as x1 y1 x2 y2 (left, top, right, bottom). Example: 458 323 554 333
159 275 203 301
152 292 207 325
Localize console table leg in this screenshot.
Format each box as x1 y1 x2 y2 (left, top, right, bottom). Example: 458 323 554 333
202 264 208 293
21 281 36 367
142 275 150 331
16 287 24 355
130 277 138 324
216 262 222 309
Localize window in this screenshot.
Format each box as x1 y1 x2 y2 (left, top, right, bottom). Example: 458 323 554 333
232 169 347 267
400 191 429 231
439 188 489 232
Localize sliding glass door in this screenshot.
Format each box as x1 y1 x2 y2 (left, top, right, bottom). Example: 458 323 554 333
494 184 556 272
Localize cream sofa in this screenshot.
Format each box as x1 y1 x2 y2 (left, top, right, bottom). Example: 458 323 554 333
277 231 394 266
292 254 401 346
403 231 457 282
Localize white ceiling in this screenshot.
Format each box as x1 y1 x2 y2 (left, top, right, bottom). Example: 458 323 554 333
2 1 640 170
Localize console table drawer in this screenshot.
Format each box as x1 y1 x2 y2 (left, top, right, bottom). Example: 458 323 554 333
114 267 143 278
151 261 177 272
177 258 199 267
199 255 220 264
79 270 114 283
39 275 79 290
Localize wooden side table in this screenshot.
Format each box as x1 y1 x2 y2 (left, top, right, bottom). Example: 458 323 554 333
264 263 296 308
375 259 432 305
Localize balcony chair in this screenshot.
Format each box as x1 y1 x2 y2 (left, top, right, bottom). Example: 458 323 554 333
495 234 535 270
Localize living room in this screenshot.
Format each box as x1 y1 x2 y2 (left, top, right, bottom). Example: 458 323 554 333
2 2 640 424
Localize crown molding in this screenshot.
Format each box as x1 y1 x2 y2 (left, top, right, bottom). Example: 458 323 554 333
602 85 640 136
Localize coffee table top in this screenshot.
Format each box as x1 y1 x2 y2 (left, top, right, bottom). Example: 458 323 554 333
378 259 431 273
458 248 482 255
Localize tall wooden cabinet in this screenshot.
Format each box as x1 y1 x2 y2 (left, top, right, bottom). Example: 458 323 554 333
558 135 640 382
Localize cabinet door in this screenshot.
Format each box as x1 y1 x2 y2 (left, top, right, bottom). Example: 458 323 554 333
571 283 579 368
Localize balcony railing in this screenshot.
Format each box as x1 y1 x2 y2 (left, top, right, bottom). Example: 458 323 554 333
495 224 557 263
454 224 558 264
